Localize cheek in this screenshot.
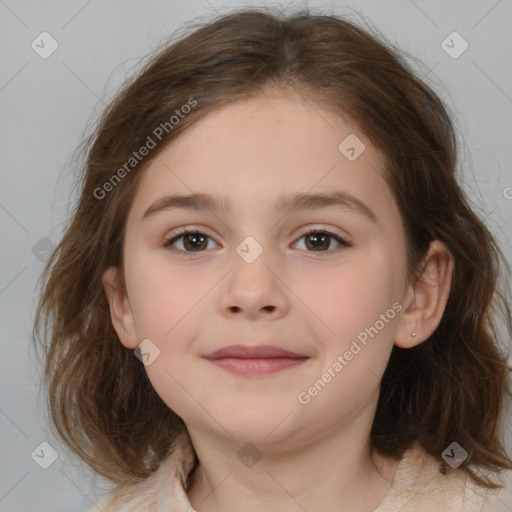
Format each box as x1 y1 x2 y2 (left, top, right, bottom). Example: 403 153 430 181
124 253 211 421
125 249 210 337
297 261 399 416
301 252 402 409
314 255 401 342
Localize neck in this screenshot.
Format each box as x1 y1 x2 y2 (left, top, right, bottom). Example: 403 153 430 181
185 405 399 512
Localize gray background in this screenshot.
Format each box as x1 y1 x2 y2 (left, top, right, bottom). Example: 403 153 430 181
1 0 511 511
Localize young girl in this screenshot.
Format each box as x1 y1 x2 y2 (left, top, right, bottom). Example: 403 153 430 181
33 6 512 512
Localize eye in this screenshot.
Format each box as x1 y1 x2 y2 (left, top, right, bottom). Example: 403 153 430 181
292 228 351 255
163 229 218 256
163 227 351 257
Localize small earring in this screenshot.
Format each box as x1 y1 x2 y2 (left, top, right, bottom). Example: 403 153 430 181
411 332 416 338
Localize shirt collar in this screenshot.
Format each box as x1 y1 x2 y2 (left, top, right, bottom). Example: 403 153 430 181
156 426 198 512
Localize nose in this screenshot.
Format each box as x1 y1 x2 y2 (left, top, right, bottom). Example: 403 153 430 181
218 243 290 320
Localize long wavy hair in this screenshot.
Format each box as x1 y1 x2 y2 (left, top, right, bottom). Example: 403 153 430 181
33 6 512 490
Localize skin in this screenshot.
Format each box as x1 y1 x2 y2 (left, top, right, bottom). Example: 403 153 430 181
102 88 454 512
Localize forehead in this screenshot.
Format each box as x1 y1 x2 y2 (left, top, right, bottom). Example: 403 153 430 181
128 91 397 224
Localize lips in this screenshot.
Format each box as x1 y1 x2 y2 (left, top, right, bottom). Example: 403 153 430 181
204 344 306 359
203 344 309 376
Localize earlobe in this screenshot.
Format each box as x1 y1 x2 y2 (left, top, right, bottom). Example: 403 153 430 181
101 266 139 349
394 240 454 349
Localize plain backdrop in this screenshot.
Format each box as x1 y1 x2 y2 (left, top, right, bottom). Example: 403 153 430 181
1 1 511 511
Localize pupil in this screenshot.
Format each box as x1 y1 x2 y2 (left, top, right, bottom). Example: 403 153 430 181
186 234 205 250
309 233 328 250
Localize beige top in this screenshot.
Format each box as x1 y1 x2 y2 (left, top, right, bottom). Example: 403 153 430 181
87 430 512 511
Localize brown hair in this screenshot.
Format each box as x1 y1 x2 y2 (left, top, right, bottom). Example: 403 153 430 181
33 5 512 490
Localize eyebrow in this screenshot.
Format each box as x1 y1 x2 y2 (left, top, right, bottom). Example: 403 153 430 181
141 191 378 223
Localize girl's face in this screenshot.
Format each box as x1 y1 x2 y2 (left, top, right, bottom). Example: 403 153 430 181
107 91 412 449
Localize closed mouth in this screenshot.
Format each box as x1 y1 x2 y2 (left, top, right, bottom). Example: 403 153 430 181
203 344 309 376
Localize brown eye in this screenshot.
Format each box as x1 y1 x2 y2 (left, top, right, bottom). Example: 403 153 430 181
164 230 217 255
163 227 350 257
294 229 350 254
304 232 331 251
183 233 207 251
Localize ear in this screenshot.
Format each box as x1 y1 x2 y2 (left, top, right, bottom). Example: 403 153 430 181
102 266 139 349
394 240 454 348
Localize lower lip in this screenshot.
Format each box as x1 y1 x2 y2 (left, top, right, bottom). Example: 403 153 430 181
206 357 308 376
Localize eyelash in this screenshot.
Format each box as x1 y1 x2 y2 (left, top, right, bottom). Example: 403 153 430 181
163 227 351 257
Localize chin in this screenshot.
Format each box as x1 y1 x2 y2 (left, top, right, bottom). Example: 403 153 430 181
215 407 303 447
